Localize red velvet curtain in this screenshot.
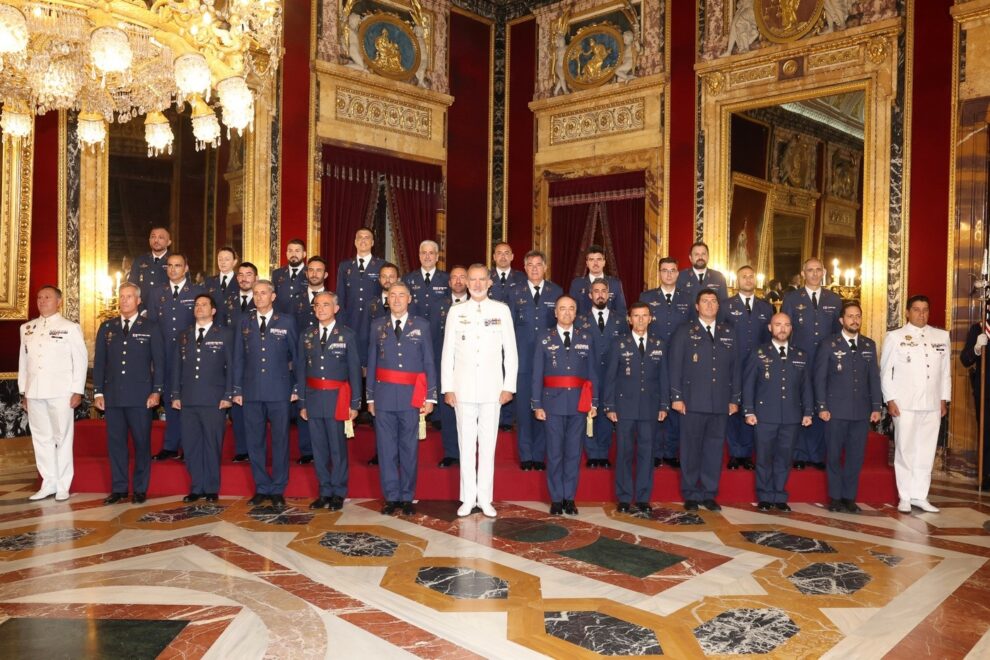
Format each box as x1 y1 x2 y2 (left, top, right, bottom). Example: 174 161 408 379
321 148 378 290
550 203 594 284
386 172 440 273
603 197 646 298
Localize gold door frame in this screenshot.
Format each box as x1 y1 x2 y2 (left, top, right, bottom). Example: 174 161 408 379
696 18 901 345
0 124 34 320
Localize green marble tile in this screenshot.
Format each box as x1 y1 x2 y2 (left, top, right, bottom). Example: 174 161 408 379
557 537 686 578
489 517 570 543
0 618 188 659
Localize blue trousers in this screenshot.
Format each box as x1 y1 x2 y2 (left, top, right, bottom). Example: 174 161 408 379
794 415 826 462
292 401 312 456
161 353 182 452
754 422 798 503
655 410 680 459
105 406 153 494
439 398 459 459
515 372 546 462
231 405 247 455
181 406 226 494
374 408 419 501
545 413 584 502
726 413 755 458
826 418 869 501
679 412 727 501
310 416 349 497
583 413 614 460
243 400 290 495
616 418 657 503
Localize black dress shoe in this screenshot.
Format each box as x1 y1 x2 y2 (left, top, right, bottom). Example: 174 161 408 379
132 492 147 504
742 459 756 471
328 495 344 511
827 499 844 512
381 501 397 515
564 500 578 515
103 492 127 505
248 493 268 506
499 424 513 432
654 457 662 468
702 499 721 512
182 493 202 503
532 462 546 471
684 500 699 511
520 461 532 471
586 459 596 468
665 457 680 469
152 449 178 461
793 460 806 470
727 457 740 470
617 502 630 513
438 457 459 468
270 495 286 509
232 454 249 463
812 462 826 471
549 501 563 515
356 410 373 425
309 496 330 509
204 494 219 502
842 499 862 514
297 455 314 465
636 502 651 515
367 454 379 466
775 502 792 512
600 460 612 469
431 419 442 431
757 501 773 511
401 501 415 516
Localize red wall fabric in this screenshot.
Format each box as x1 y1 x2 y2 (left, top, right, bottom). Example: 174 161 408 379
507 18 537 260
907 0 953 325
667 0 697 260
0 112 59 371
278 0 312 256
446 11 492 268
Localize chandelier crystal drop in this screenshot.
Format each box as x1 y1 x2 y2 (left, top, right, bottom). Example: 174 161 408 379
0 100 31 141
144 111 173 157
0 5 27 55
76 110 106 151
217 76 253 135
190 95 220 151
90 26 132 80
174 52 211 101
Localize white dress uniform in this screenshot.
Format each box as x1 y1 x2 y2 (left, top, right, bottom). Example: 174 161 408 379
17 312 88 497
440 296 518 514
880 323 952 504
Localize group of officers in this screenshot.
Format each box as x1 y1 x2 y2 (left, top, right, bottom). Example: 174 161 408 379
16 226 952 517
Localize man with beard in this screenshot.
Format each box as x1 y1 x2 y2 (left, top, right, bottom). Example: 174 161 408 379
294 256 330 330
272 239 308 314
569 245 627 315
431 266 469 467
225 262 257 463
402 240 449 318
675 242 728 302
489 241 527 302
128 226 171 308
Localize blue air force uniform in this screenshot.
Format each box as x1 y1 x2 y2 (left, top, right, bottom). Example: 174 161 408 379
336 256 385 366
297 322 362 498
366 314 437 503
128 251 170 308
204 273 237 325
402 269 450 318
576 308 626 461
171 323 234 495
430 295 466 460
569 275 628 315
489 268 527 302
532 327 599 503
639 287 692 461
146 280 205 453
723 294 773 462
509 280 563 463
224 292 255 456
676 268 729 302
272 264 307 314
604 333 670 504
815 333 883 502
290 289 329 458
782 287 842 463
233 310 299 496
93 315 165 495
743 342 813 503
669 319 742 502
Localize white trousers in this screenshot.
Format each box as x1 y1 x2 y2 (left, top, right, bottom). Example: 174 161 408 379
27 396 75 494
455 401 499 507
893 409 941 502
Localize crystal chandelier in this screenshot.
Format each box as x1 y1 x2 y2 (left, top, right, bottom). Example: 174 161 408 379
0 0 283 152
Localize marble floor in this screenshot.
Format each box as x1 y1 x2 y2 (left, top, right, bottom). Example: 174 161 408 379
0 439 988 658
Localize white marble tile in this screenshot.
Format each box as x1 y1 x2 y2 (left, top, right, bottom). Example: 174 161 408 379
821 607 881 636
965 624 990 660
914 507 990 529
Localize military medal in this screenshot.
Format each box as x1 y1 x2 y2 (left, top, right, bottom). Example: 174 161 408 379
693 353 698 363
837 362 842 372
764 368 770 380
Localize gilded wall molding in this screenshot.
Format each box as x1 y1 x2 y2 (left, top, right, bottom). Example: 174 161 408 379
0 125 34 321
335 86 432 138
549 99 646 145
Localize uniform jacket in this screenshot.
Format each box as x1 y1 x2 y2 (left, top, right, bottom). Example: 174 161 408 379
296 322 362 418
18 313 88 399
816 333 883 420
669 319 742 413
489 268 527 303
781 287 842 357
293 289 327 331
336 255 384 331
743 342 813 424
676 268 729 302
366 314 437 410
128 251 170 305
603 333 669 420
575 308 627 383
93 315 165 407
569 275 628 315
402 269 450 317
880 324 952 411
440 297 518 403
224 292 256 329
722 294 773 355
146 280 205 348
232 310 298 402
509 280 563 373
203 272 238 324
272 264 307 314
171 324 234 405
640 287 692 344
531 327 599 415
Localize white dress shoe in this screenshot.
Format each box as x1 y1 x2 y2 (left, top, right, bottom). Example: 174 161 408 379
910 499 939 513
457 502 475 517
480 503 497 518
897 499 911 513
55 492 70 501
28 490 54 501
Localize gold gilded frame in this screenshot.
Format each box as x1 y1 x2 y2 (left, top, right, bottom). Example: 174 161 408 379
0 125 34 320
358 12 422 82
696 18 901 344
729 172 773 276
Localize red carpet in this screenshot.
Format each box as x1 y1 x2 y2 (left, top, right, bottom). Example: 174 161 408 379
68 419 897 502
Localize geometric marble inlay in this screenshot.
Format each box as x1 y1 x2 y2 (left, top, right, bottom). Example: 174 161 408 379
319 532 398 558
0 528 93 552
788 562 873 595
869 550 904 567
693 607 799 655
0 617 188 657
490 517 570 543
416 567 509 600
557 537 686 578
544 610 662 656
247 506 314 526
648 507 705 525
137 504 226 523
740 531 838 553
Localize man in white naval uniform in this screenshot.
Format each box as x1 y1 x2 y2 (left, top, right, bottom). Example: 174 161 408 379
441 263 518 518
880 295 952 513
18 285 88 500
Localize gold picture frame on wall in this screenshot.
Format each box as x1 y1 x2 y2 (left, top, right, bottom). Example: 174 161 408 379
0 128 34 320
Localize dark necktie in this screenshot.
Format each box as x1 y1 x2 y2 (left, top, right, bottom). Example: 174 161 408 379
598 311 605 333
849 338 858 351
745 297 752 313
533 285 541 304
321 327 328 347
358 258 365 273
500 272 507 286
220 275 228 291
173 285 179 300
706 325 714 341
311 291 318 304
424 272 432 287
259 315 268 335
291 268 298 279
638 337 645 356
698 272 705 285
564 331 571 349
197 327 205 346
123 318 130 336
454 297 461 304
241 295 248 312
665 293 672 305
154 256 160 264
394 318 402 340
383 296 390 311
812 291 819 309
779 345 786 359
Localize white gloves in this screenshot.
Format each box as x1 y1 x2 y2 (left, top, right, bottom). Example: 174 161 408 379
975 333 988 356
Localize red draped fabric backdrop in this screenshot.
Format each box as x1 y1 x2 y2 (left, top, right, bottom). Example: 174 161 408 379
549 171 646 298
321 145 441 287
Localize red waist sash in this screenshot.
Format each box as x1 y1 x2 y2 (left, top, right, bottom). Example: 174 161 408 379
542 376 592 413
306 377 352 421
375 368 427 408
